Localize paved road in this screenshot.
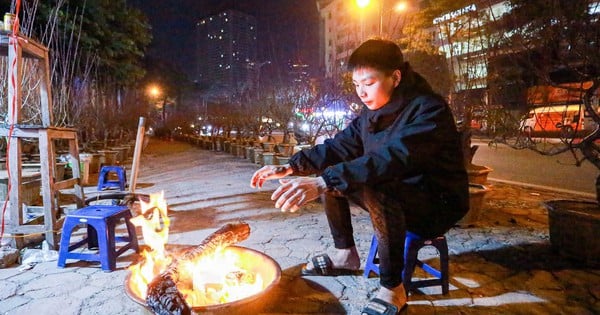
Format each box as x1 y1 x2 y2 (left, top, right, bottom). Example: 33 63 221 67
1 139 598 315
472 139 597 197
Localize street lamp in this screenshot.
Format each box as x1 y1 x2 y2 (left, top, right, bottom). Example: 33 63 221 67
148 85 161 98
394 1 407 12
390 1 408 37
378 1 409 37
147 84 167 123
356 0 370 8
355 0 370 40
356 0 409 38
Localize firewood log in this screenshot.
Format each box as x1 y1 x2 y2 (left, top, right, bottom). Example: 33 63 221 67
146 222 251 315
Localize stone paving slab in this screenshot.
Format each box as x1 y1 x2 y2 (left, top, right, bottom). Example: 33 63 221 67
0 139 599 315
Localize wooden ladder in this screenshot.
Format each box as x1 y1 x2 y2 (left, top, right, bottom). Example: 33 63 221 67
0 32 85 249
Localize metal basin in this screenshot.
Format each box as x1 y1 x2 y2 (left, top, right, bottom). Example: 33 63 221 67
125 245 281 314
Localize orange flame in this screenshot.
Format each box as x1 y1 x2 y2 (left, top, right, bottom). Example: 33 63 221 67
129 191 172 299
128 192 263 307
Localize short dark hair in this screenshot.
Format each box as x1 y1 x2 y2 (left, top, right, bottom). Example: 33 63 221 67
347 39 404 74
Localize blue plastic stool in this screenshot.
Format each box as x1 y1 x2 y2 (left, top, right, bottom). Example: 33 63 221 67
97 165 127 191
363 232 449 295
57 205 138 272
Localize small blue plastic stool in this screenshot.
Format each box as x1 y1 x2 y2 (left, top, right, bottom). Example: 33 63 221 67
57 205 138 272
364 232 449 295
97 165 127 191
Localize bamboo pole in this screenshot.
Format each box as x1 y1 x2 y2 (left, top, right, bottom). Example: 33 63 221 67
129 117 145 193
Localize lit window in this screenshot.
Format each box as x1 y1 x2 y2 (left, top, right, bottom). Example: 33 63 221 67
589 2 600 14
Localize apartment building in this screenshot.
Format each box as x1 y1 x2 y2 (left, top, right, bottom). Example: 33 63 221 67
195 10 257 90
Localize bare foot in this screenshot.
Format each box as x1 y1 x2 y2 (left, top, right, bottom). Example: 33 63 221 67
305 246 361 271
376 284 407 310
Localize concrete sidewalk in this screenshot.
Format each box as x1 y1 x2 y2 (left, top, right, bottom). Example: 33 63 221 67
0 139 598 314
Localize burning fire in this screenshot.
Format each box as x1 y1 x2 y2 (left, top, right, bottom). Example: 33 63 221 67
128 192 263 307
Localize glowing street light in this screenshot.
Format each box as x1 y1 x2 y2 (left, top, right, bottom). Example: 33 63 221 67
394 1 407 12
356 0 370 8
148 85 161 98
356 0 409 38
355 0 371 40
147 85 167 122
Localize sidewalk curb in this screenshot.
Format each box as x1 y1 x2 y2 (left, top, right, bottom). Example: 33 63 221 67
488 177 596 200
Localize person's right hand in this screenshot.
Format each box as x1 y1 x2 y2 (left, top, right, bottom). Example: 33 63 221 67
250 164 293 189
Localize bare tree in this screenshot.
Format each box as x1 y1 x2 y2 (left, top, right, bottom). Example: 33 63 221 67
484 0 600 202
1 1 151 148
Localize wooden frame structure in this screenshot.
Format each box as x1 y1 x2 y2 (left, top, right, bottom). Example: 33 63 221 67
1 33 85 249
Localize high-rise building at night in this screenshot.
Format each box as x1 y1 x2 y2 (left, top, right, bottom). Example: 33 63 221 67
195 10 257 90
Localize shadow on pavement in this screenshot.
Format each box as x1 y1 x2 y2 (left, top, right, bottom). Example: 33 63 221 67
474 242 591 271
262 264 347 314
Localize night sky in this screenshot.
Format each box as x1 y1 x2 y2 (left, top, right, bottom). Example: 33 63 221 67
128 0 321 81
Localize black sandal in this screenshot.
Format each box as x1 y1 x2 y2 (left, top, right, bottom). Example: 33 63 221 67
361 298 407 315
300 254 360 276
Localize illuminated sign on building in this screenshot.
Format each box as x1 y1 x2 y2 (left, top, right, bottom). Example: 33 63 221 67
433 4 477 25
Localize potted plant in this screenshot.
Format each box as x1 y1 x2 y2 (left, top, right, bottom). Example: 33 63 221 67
460 124 493 184
455 125 492 226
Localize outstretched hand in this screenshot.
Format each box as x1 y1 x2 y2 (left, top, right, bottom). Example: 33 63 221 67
250 164 293 189
271 176 328 213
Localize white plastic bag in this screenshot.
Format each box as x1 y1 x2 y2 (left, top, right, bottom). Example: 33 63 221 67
19 241 59 270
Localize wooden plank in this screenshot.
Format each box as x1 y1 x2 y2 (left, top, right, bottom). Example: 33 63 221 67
38 129 59 249
0 170 40 179
7 138 24 249
46 127 78 139
8 224 46 234
52 216 65 231
0 127 40 137
39 49 52 126
0 35 47 59
0 126 73 137
18 36 48 59
53 178 78 191
5 33 24 249
7 35 22 124
129 117 145 192
67 133 85 208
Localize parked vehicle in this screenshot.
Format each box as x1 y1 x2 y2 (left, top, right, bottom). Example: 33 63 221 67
521 82 599 137
521 104 595 137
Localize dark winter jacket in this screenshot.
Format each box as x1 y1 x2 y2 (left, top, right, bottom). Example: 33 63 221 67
288 69 469 233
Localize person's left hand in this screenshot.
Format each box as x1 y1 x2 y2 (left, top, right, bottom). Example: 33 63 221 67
271 176 328 212
250 164 293 189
